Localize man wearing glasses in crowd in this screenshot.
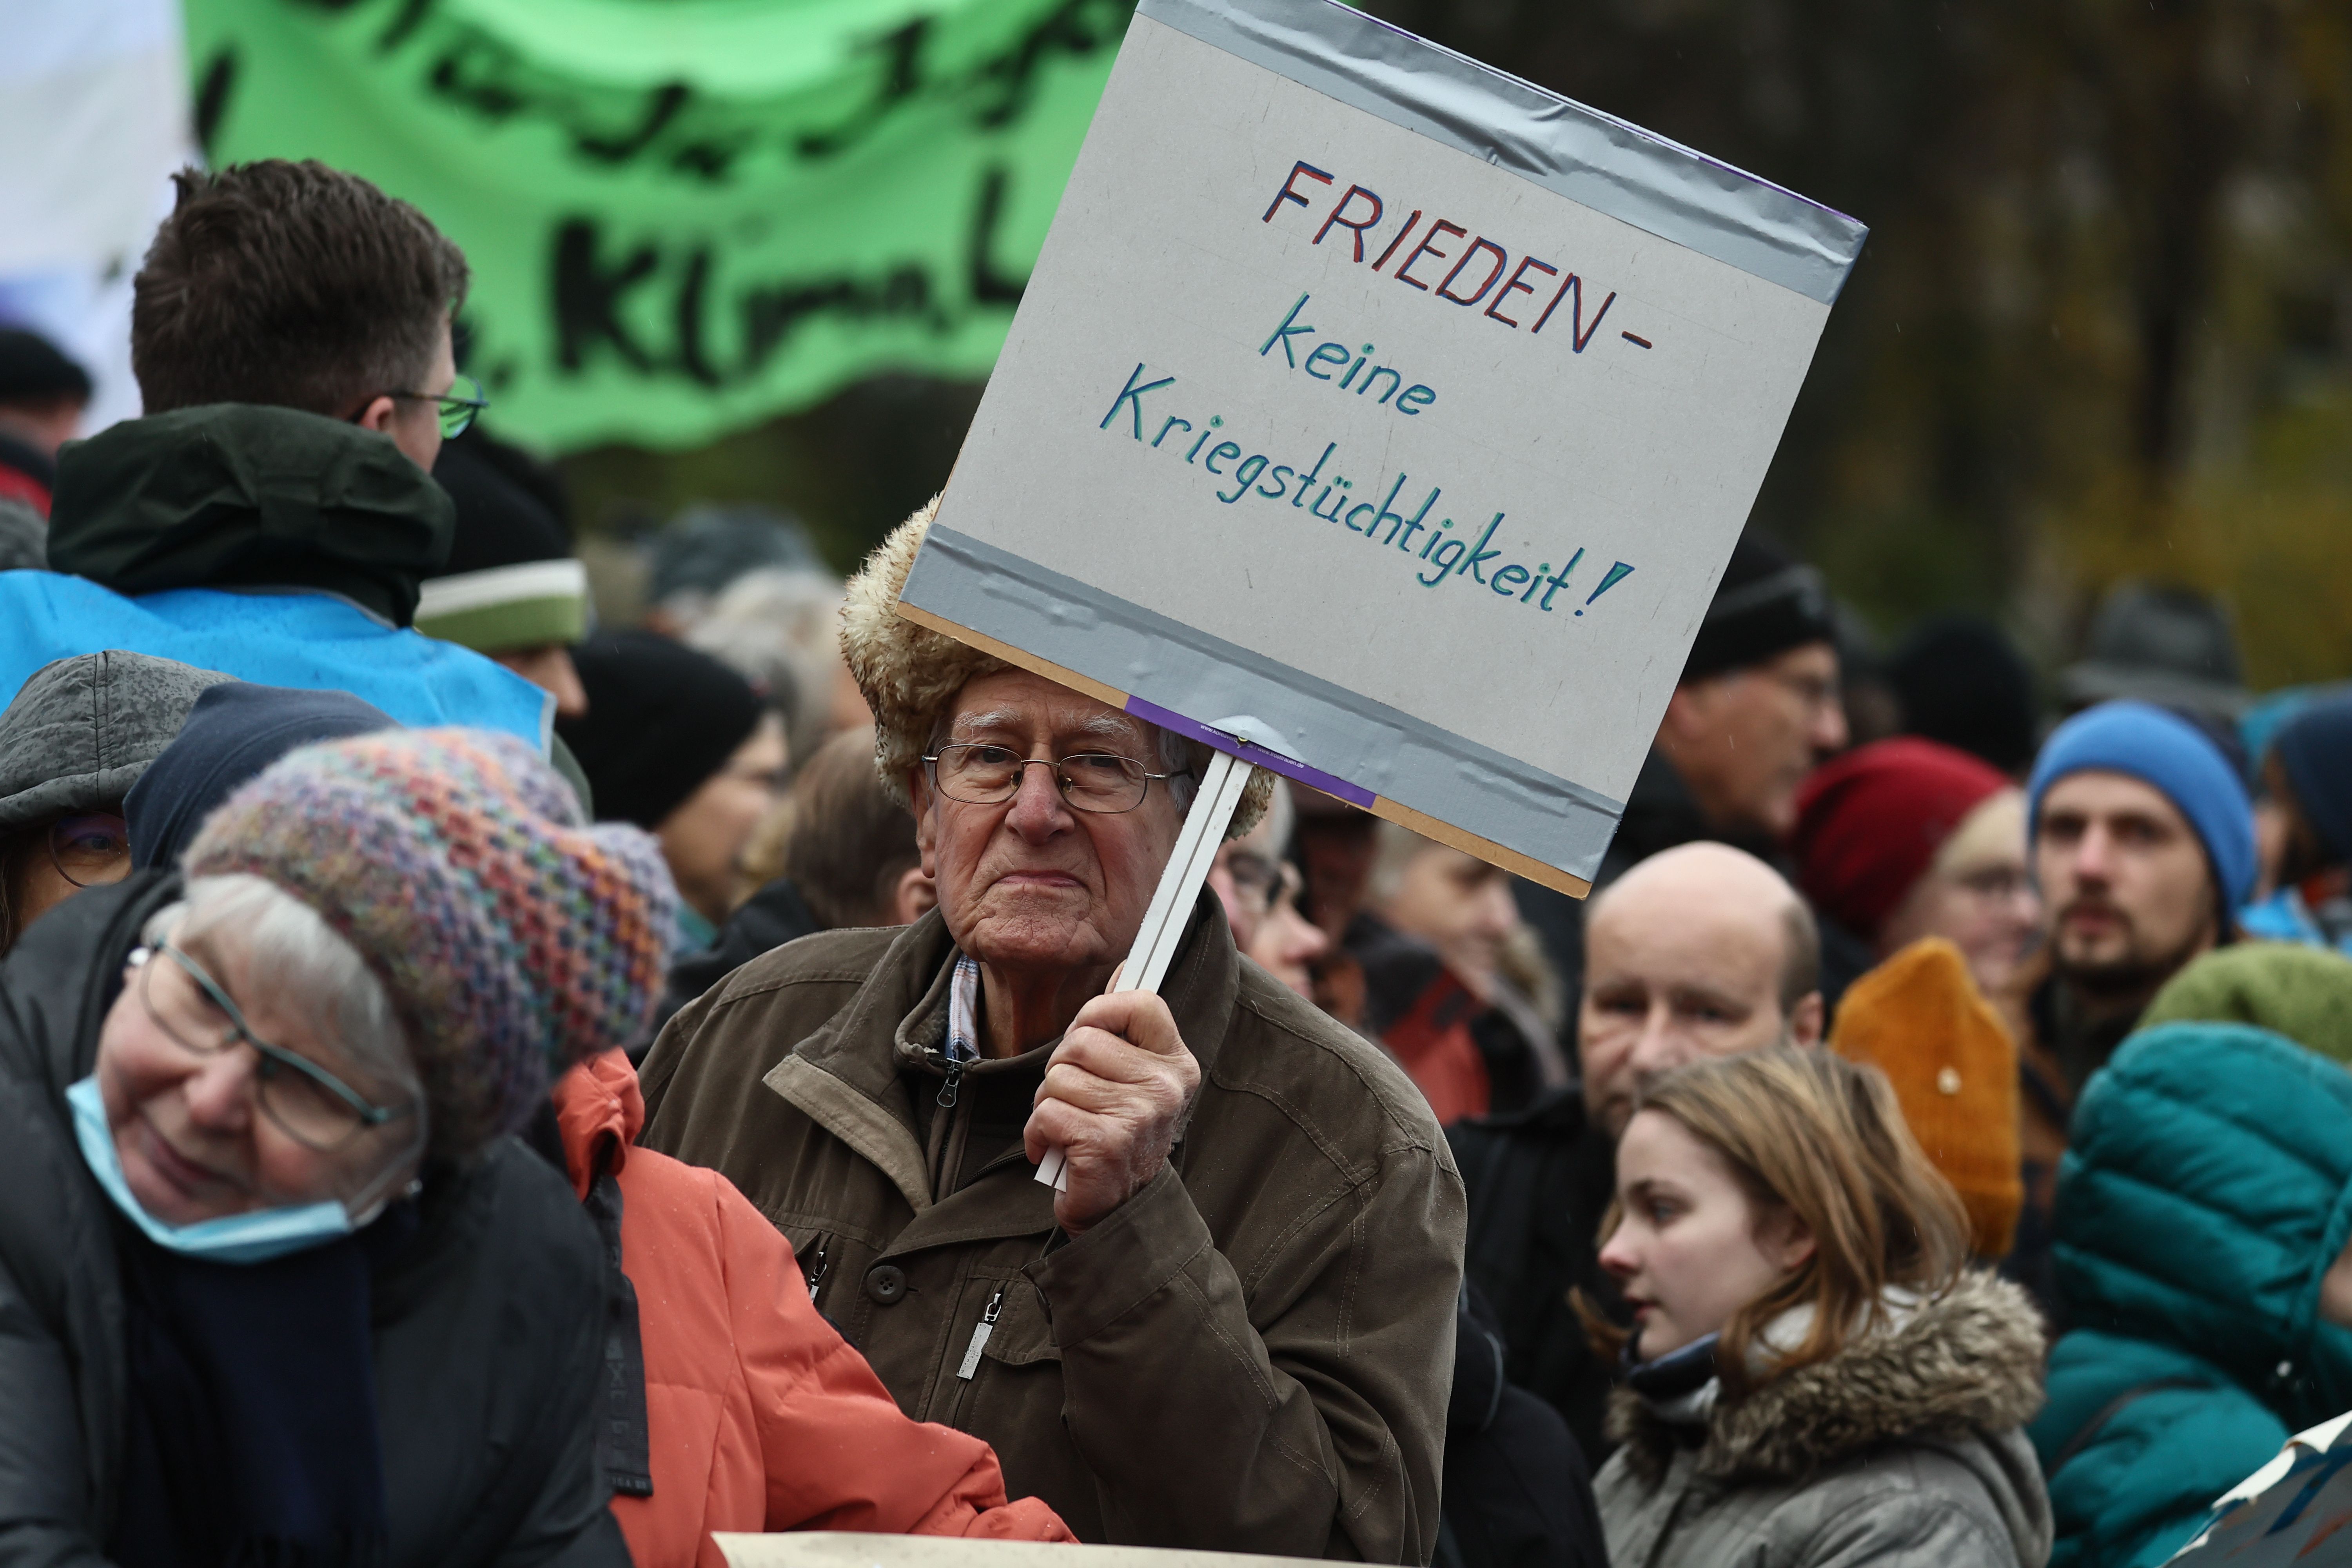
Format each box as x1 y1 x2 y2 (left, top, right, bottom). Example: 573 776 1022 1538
0 159 552 753
640 511 1462 1561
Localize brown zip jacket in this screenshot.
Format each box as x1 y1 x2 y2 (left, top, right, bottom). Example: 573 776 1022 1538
635 897 1463 1561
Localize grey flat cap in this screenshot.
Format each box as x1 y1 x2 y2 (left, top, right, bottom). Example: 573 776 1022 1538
2062 581 2249 718
0 652 236 835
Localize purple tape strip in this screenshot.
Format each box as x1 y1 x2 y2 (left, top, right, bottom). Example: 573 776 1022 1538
1124 695 1378 809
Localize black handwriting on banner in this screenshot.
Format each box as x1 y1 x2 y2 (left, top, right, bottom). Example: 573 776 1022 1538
551 165 1029 387
268 0 1135 183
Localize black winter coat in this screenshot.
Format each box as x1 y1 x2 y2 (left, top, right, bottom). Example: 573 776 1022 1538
1446 1090 1622 1459
0 876 628 1568
1437 1284 1606 1568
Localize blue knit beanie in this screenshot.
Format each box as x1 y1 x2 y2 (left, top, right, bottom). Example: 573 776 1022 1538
2028 700 2257 906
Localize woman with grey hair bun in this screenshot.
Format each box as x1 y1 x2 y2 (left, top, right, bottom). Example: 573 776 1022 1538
0 650 230 951
0 727 672 1567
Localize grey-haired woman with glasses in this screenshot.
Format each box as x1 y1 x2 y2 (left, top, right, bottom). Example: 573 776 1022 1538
0 652 231 953
103 878 426 1231
0 726 672 1568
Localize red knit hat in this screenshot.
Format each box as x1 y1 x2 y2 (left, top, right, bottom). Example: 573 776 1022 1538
1793 738 2011 939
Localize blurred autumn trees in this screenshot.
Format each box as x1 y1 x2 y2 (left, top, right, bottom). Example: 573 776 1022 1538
1365 0 2352 684
567 0 2352 687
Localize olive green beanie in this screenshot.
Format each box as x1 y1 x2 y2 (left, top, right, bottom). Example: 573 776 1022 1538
2142 943 2352 1065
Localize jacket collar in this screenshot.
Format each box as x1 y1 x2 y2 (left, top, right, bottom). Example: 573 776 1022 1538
47 404 454 626
1609 1270 2047 1485
550 1049 643 1199
767 891 1242 1217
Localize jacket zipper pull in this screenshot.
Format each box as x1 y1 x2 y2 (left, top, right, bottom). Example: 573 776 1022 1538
936 1052 963 1109
956 1289 1005 1380
803 1241 829 1303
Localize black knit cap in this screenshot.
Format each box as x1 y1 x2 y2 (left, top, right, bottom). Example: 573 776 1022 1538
1680 532 1838 682
432 429 572 574
0 328 92 407
557 630 764 830
1891 615 2041 775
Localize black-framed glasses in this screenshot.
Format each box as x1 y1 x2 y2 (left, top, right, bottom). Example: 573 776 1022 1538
134 943 414 1151
923 742 1188 815
49 811 131 889
392 372 488 439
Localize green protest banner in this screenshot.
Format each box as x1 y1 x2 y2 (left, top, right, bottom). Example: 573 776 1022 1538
181 0 1132 451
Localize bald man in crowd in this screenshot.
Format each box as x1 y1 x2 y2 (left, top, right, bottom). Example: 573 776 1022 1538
1447 842 1824 1459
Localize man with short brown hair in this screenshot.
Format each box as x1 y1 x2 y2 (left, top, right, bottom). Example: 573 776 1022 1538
0 160 547 746
132 160 470 463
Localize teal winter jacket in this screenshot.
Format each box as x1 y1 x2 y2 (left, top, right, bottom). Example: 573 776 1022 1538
2029 1023 2352 1568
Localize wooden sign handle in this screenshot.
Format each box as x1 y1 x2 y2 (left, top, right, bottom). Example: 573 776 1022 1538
1035 749 1251 1192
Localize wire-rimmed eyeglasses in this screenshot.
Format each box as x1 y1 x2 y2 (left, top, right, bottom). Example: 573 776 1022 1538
132 943 414 1151
923 742 1190 815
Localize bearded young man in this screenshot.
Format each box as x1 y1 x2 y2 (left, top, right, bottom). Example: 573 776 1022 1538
2009 701 2256 1308
635 503 1463 1559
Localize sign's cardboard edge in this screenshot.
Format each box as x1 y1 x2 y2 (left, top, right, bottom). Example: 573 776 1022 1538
893 598 1594 900
712 1533 1332 1568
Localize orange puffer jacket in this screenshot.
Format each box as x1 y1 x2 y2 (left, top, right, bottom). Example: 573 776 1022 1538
552 1050 1074 1568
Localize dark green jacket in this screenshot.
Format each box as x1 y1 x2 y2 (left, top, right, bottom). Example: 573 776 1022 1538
25 404 597 807
2031 1023 2352 1568
48 404 453 626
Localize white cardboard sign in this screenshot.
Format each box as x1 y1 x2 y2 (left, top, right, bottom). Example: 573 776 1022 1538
901 0 1864 893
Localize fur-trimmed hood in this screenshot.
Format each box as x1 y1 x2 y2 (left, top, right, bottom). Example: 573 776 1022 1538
839 498 1271 837
1610 1270 2048 1486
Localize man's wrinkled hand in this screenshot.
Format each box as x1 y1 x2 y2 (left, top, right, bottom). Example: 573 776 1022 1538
1024 988 1200 1234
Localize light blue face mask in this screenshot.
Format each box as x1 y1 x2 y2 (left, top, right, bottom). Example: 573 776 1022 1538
67 1075 354 1265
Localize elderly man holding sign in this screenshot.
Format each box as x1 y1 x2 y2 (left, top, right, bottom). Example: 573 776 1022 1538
645 0 1864 1550
640 505 1460 1557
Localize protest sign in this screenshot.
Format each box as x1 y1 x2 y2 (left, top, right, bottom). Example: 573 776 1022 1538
899 0 1866 895
2163 1412 2352 1566
715 1533 1319 1568
182 0 1128 451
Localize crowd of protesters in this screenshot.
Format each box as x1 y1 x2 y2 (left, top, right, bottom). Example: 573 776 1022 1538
4 154 2352 1568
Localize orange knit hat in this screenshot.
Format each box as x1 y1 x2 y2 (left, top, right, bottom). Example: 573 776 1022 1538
1828 937 2022 1259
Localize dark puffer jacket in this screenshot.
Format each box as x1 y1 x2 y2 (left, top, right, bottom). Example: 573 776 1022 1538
0 875 627 1567
2030 1023 2352 1568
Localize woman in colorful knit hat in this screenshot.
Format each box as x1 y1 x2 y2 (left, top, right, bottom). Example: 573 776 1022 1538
0 727 671 1568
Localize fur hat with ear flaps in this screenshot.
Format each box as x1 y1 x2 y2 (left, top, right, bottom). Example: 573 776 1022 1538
842 498 1272 840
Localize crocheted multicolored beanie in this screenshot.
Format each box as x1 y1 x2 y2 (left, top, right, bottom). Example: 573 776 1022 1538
184 727 676 1161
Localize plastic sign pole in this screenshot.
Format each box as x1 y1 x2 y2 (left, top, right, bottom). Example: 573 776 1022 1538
1035 748 1252 1192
